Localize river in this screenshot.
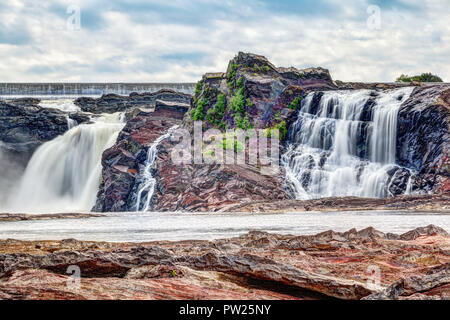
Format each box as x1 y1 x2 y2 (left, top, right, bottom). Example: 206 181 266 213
0 210 448 242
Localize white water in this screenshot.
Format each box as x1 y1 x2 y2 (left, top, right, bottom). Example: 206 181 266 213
283 87 414 200
135 125 179 212
5 113 125 213
38 99 81 112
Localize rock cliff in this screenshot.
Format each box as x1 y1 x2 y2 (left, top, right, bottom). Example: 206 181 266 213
94 52 337 211
94 52 449 212
93 103 187 212
396 84 450 193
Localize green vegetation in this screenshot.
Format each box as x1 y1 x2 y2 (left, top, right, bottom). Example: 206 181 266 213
229 78 252 130
222 137 244 152
230 87 245 113
192 97 209 121
227 63 239 88
265 121 287 140
396 73 443 83
169 269 177 277
288 96 303 111
206 93 226 129
194 80 203 98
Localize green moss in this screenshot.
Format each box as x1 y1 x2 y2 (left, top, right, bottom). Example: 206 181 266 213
193 97 209 121
265 121 287 140
222 137 244 152
194 80 203 98
288 97 303 111
227 63 239 88
206 93 227 129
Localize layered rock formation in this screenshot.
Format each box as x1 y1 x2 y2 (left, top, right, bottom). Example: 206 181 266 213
0 99 76 156
396 84 450 193
94 52 337 212
93 103 187 212
74 89 191 114
224 191 450 213
0 226 448 300
94 52 450 212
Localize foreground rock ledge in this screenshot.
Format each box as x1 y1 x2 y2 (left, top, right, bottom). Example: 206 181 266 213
0 225 448 300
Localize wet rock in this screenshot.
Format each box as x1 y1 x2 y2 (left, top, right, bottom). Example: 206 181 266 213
397 85 450 193
0 100 70 156
386 167 411 196
74 90 192 114
93 105 186 212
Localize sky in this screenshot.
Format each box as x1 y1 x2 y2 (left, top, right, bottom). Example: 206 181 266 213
0 0 448 82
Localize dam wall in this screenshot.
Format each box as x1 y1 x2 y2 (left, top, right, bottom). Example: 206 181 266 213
0 83 196 97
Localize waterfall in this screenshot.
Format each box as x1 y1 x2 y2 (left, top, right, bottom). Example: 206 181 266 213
282 87 414 200
135 125 179 212
39 99 81 112
5 113 125 213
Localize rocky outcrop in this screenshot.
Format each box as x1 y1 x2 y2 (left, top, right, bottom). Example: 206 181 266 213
0 101 69 156
363 264 450 300
0 226 448 300
93 52 336 212
0 213 103 222
335 80 417 91
0 99 89 158
74 89 191 114
223 192 450 213
185 52 335 131
93 104 187 212
150 52 336 211
397 84 450 193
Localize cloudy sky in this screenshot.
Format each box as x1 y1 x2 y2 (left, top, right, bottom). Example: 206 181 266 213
0 0 448 82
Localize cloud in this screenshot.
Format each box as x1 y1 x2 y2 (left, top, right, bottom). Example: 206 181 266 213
0 0 448 82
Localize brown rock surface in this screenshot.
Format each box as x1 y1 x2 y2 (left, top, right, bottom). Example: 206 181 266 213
0 225 448 300
224 192 450 213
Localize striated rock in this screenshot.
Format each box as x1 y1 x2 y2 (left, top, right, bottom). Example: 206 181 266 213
334 81 417 91
0 213 104 222
0 226 448 300
74 89 192 114
397 84 450 193
225 192 450 213
148 52 336 211
0 100 71 156
93 105 186 212
363 264 450 300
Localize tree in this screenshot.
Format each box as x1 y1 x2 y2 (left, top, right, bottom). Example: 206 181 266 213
396 73 443 83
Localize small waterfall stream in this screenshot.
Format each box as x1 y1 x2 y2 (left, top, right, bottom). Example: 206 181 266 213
135 125 179 212
5 113 125 213
282 87 414 200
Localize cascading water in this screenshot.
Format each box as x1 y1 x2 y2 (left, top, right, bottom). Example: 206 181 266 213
282 87 415 200
5 113 125 213
135 125 179 212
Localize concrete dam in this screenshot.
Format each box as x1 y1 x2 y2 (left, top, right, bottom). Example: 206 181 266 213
0 83 196 97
